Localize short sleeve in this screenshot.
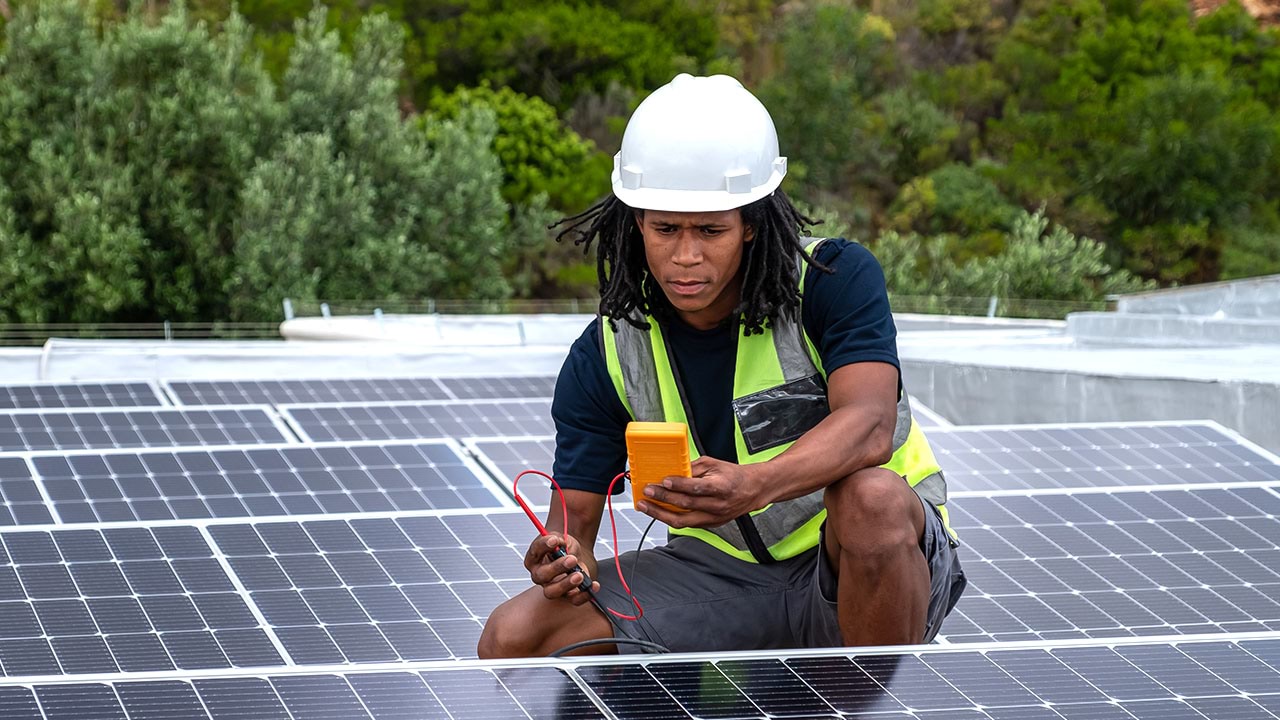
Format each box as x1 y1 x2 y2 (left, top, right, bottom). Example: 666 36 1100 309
801 239 900 375
550 319 631 494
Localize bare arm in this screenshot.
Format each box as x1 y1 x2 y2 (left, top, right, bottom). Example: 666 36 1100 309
638 361 899 528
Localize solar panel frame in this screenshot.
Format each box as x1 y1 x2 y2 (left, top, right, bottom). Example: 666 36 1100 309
910 396 953 428
461 435 556 507
0 381 169 410
932 419 1280 492
0 405 297 453
278 399 554 443
16 438 512 525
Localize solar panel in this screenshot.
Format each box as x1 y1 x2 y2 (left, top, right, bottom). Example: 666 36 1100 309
280 399 554 443
163 375 557 405
934 421 1280 491
463 436 556 506
569 636 1280 719
943 485 1280 643
0 406 294 452
0 525 284 676
205 509 660 663
462 420 1280 508
2 635 1278 718
164 377 451 406
0 381 167 410
437 375 556 400
0 457 54 526
190 482 1280 661
28 440 508 524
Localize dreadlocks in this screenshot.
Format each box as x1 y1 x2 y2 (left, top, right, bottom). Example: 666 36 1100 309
553 190 830 336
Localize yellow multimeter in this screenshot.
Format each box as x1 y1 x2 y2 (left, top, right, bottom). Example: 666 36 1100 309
625 421 692 513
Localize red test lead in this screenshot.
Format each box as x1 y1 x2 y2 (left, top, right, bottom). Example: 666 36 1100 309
511 469 643 622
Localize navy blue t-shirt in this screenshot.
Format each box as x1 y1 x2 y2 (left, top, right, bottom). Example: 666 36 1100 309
551 238 899 494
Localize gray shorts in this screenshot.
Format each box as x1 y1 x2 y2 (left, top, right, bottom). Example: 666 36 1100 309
595 494 966 652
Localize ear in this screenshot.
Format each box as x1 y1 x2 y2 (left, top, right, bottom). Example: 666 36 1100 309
633 209 645 231
743 225 755 243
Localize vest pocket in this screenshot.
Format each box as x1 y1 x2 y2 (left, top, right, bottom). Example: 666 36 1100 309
733 374 830 455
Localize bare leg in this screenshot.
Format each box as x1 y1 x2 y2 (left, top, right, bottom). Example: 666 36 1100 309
478 585 617 659
822 466 930 645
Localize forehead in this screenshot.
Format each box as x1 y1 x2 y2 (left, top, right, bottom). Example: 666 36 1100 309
641 209 742 226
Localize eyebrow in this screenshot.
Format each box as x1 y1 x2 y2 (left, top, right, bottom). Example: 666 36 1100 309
650 220 729 229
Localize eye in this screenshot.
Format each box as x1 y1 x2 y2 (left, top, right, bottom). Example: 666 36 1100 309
701 227 725 237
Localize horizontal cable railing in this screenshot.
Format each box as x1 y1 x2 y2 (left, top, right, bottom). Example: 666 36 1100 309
0 322 282 346
888 295 1106 320
0 295 1101 345
286 298 597 317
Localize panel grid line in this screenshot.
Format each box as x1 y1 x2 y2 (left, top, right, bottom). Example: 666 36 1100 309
196 525 296 669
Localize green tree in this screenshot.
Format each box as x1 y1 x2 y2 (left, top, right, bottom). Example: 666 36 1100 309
428 83 610 212
229 8 523 319
0 1 527 323
759 4 898 217
409 0 717 113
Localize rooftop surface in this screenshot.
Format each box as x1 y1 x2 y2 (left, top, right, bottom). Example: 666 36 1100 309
0 316 1275 716
0 276 1276 716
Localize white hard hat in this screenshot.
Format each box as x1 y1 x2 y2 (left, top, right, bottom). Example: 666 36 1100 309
612 74 787 212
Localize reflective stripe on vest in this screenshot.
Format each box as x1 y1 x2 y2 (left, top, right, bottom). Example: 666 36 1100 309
602 239 951 563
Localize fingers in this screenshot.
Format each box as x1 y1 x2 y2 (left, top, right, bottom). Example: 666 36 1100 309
643 478 726 515
636 499 717 530
538 564 598 602
529 548 583 586
523 533 561 570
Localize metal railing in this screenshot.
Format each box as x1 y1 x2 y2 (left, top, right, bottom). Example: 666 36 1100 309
286 298 598 318
0 322 282 346
0 295 1104 346
888 294 1106 320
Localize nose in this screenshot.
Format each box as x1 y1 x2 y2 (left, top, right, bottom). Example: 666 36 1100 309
671 229 703 267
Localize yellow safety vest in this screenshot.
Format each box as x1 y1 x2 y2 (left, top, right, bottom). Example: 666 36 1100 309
602 238 951 563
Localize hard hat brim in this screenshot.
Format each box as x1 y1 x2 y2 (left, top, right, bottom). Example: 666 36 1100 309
611 168 786 213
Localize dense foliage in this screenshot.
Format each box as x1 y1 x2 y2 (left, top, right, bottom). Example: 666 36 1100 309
0 2 526 322
1 0 1277 324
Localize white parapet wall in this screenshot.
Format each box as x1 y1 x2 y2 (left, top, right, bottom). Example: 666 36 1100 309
899 326 1280 453
1115 273 1280 318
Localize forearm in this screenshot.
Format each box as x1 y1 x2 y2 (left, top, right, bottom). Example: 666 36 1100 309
545 489 606 570
753 403 894 505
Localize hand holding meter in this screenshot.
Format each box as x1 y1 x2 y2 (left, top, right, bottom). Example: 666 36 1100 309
625 421 692 513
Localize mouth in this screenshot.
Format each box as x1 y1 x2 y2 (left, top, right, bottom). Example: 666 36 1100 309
668 280 708 296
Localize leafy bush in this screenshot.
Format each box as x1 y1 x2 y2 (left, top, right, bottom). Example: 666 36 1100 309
0 1 526 323
410 1 716 113
427 83 610 213
869 208 1152 305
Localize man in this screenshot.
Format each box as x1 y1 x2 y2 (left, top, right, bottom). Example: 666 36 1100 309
479 74 965 657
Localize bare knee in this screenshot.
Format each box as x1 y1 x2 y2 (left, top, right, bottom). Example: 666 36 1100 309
824 467 924 560
477 593 540 659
